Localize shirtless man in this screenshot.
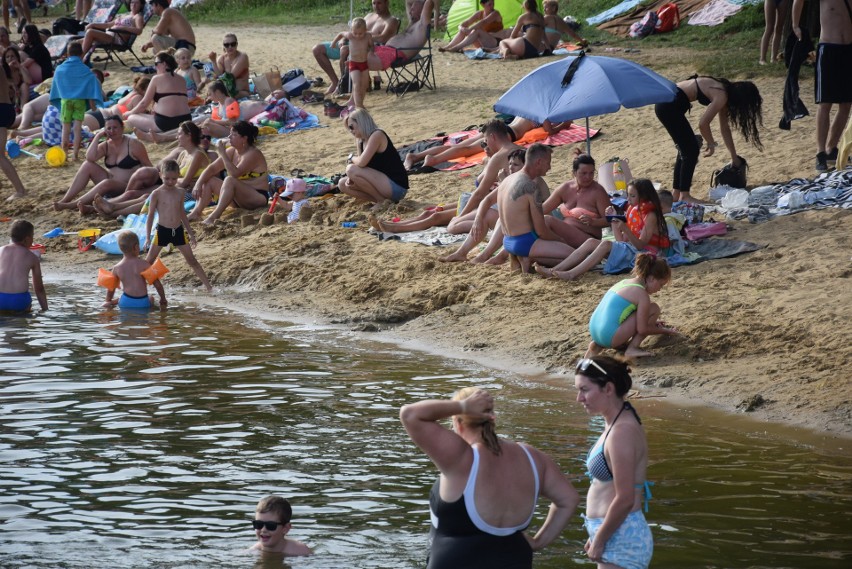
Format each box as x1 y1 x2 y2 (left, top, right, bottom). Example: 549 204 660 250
542 153 611 248
497 144 574 272
206 33 250 99
368 0 435 71
312 0 399 96
792 0 852 171
444 119 522 238
142 0 197 58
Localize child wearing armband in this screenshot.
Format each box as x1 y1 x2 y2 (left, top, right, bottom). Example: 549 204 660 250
145 159 213 292
585 252 683 359
101 230 167 310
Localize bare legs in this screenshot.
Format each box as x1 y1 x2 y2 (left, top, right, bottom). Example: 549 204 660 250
535 238 610 281
339 164 396 203
54 161 109 209
202 177 268 225
369 208 455 233
759 0 790 64
146 242 212 292
0 126 26 200
545 215 601 249
816 102 852 154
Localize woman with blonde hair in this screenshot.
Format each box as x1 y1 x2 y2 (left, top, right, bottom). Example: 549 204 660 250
400 387 579 569
339 108 408 203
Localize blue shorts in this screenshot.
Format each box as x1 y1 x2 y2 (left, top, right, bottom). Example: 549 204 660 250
503 231 539 257
0 291 32 312
321 41 341 60
118 293 152 310
585 510 653 569
603 241 639 275
390 179 408 202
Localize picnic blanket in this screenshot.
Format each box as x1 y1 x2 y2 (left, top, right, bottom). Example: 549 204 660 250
598 0 711 36
688 0 743 26
371 226 469 246
463 42 584 59
401 124 600 173
587 0 646 25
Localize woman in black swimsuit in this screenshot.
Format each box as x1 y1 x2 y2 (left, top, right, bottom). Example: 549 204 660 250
498 0 545 60
125 51 192 141
654 75 763 202
54 115 152 212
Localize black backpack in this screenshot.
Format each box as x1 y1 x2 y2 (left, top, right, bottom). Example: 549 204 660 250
711 156 748 188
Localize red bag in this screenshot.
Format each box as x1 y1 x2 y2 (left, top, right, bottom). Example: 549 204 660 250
655 3 680 33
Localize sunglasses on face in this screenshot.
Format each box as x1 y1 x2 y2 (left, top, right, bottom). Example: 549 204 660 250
200 134 212 141
576 358 608 379
252 520 283 531
223 42 237 48
480 140 488 149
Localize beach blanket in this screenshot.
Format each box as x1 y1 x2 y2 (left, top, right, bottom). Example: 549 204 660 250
688 0 742 26
371 226 469 246
598 0 711 36
687 238 763 259
588 0 646 25
463 42 584 59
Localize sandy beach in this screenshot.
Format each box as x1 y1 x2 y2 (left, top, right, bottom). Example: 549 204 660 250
6 23 850 437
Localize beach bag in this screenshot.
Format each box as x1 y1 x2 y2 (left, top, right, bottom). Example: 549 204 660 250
598 158 633 193
52 17 85 36
629 11 658 39
282 68 309 97
251 66 282 98
711 156 748 188
672 202 705 225
655 3 680 33
217 72 238 97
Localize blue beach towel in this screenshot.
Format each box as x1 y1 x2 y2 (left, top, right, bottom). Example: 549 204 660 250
587 0 645 25
49 56 104 109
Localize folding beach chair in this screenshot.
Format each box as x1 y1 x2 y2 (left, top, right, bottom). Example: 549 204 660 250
384 29 437 97
90 1 154 69
47 0 122 61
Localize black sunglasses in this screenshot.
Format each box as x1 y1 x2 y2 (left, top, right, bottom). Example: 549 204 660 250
576 358 608 378
200 134 212 141
479 140 488 149
223 42 237 48
252 520 283 531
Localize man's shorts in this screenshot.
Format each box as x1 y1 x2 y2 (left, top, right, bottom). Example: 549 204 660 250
815 42 852 104
154 34 196 58
375 45 408 70
320 41 341 60
60 99 87 124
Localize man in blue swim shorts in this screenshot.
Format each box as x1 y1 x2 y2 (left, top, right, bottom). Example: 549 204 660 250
312 0 400 96
0 220 48 313
496 144 575 272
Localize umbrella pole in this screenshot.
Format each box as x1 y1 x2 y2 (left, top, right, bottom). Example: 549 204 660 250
585 117 591 156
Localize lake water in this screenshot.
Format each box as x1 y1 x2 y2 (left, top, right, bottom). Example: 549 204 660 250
1 283 850 568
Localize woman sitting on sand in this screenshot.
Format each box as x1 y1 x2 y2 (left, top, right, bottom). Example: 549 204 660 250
94 121 209 219
339 108 408 204
199 80 266 139
84 76 150 132
189 120 268 225
654 75 763 202
541 0 586 51
54 114 152 212
439 0 506 53
124 51 193 142
499 0 546 60
536 179 669 281
20 24 53 94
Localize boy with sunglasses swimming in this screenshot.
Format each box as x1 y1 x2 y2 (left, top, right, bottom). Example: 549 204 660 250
250 495 312 556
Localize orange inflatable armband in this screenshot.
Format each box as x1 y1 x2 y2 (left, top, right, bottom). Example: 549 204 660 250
225 101 241 120
141 258 169 284
97 268 119 290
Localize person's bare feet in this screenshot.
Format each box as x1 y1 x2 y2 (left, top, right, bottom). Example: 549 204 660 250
553 269 581 281
93 195 115 215
624 347 654 359
324 80 338 97
367 213 384 232
201 217 216 226
583 341 603 359
54 201 76 210
675 191 710 204
534 263 554 278
77 202 95 215
422 154 439 168
439 248 470 262
484 251 508 265
403 153 418 170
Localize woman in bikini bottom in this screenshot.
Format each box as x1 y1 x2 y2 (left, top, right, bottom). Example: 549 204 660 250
154 112 193 132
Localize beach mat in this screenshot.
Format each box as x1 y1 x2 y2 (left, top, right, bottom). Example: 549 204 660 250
598 0 711 36
688 238 763 260
371 227 469 246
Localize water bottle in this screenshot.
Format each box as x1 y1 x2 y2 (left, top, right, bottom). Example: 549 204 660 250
203 62 214 80
612 161 626 192
341 222 357 228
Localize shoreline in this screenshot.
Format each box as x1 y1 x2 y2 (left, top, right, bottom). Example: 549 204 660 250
10 23 851 439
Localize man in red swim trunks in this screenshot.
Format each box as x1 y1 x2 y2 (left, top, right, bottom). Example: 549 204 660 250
370 0 435 70
542 153 612 248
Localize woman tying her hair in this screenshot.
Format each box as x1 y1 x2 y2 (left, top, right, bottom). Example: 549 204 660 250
400 387 579 569
654 75 763 202
125 51 193 141
574 355 653 569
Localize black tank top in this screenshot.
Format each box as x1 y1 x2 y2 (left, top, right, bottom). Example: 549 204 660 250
364 131 408 189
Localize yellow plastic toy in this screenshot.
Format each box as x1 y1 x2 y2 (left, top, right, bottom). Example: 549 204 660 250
97 268 119 290
45 146 66 167
77 228 101 251
141 258 169 284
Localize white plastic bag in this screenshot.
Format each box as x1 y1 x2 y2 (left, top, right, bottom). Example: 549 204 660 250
721 188 749 209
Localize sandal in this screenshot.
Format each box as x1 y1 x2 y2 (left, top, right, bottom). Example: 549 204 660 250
301 91 324 104
290 168 307 178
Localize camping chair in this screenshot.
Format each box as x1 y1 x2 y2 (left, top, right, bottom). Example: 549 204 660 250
90 1 154 69
383 29 437 97
46 0 122 61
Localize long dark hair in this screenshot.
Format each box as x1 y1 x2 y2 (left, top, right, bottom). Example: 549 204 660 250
631 178 667 242
710 78 764 151
23 24 44 48
578 355 633 398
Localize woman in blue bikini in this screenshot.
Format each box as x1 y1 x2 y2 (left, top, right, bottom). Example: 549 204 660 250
574 355 653 569
586 252 681 359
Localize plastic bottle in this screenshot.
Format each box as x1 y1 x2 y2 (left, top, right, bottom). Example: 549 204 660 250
341 222 357 228
612 161 626 192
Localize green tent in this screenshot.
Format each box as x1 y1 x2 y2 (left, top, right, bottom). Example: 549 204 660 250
445 0 544 38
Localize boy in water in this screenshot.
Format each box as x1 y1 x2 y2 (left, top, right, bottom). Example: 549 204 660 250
0 220 47 312
331 17 374 109
250 495 313 556
145 159 213 292
104 230 166 310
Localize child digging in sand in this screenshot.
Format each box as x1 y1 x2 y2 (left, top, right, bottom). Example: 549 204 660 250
145 160 213 292
250 495 312 556
586 252 682 359
103 230 167 310
332 17 374 109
